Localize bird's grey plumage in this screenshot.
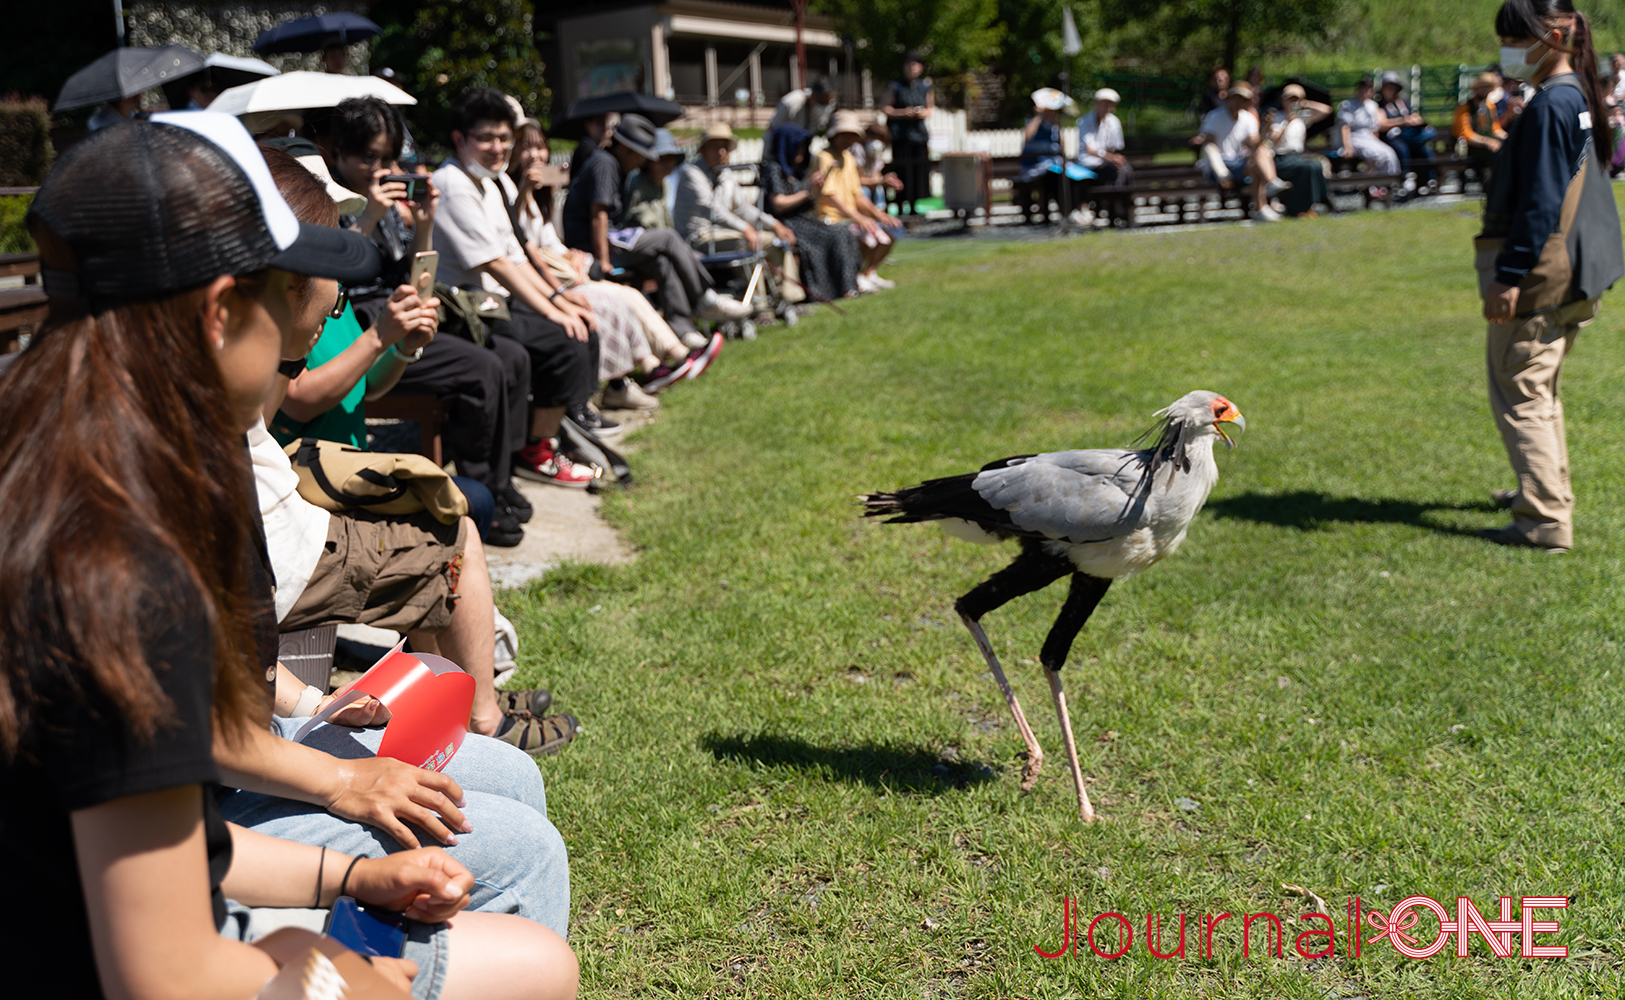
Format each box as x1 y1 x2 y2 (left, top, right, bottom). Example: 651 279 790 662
858 390 1246 821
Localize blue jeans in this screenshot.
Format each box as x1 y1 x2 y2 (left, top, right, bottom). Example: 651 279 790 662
450 475 494 541
217 718 571 938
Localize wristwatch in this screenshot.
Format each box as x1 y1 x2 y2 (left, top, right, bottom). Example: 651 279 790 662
392 343 424 363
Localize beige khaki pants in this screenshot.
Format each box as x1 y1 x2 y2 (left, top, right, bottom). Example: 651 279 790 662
1485 297 1599 548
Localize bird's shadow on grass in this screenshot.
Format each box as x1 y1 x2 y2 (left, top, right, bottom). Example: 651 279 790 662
1207 491 1499 537
699 732 999 795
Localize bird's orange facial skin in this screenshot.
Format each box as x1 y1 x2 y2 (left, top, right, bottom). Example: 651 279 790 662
1211 397 1244 446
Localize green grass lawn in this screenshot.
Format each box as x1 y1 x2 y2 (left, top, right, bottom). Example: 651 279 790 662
500 202 1625 998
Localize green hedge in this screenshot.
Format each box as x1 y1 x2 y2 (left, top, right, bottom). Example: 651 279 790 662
0 194 33 254
0 98 51 186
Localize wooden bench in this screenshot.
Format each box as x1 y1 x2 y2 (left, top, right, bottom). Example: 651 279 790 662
366 394 446 465
0 252 45 355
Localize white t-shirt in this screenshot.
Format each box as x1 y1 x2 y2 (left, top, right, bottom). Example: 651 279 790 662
516 202 568 254
248 418 331 623
1076 111 1124 167
1273 112 1308 153
431 159 528 295
1200 106 1258 163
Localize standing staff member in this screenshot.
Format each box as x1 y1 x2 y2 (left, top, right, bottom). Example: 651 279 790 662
1478 0 1623 552
882 50 934 217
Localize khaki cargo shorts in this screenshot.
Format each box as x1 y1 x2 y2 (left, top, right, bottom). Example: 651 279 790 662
283 510 467 634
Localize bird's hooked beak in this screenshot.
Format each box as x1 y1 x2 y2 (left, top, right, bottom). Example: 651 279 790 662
1213 400 1245 449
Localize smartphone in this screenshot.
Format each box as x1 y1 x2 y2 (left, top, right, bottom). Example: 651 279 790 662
383 173 429 201
535 163 570 187
409 251 439 297
324 897 408 958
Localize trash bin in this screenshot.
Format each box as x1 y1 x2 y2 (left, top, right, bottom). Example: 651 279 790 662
940 152 990 220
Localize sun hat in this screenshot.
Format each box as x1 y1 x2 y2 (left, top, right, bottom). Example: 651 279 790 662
1093 88 1121 104
700 123 737 150
1032 87 1068 111
262 135 367 215
28 110 379 306
650 127 684 160
828 110 864 138
1226 81 1256 102
1474 71 1500 89
611 113 658 160
1282 83 1306 100
1379 70 1404 89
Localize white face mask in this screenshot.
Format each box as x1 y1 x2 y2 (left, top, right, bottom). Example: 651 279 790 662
1500 40 1550 80
463 157 508 181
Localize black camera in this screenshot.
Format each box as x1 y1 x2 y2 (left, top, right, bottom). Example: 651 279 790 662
383 174 428 201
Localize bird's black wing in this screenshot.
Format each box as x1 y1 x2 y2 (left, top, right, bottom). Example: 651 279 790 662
859 457 1046 540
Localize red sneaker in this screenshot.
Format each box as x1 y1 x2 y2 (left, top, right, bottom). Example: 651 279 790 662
514 439 597 488
685 332 724 380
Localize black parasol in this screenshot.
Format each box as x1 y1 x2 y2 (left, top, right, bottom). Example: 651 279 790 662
1260 78 1339 139
55 45 205 112
253 13 381 55
551 92 683 139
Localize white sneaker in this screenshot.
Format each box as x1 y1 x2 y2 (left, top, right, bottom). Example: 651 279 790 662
493 609 519 685
1265 178 1292 197
695 289 752 320
680 331 709 351
1068 207 1095 225
1251 206 1283 222
855 273 880 293
865 273 896 289
601 380 660 411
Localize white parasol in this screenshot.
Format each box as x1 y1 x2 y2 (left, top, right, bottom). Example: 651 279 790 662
209 70 416 117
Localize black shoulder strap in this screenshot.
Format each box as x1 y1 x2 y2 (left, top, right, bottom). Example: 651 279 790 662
494 176 530 248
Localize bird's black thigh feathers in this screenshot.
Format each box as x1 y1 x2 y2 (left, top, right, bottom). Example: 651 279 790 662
954 539 1074 621
1040 574 1112 671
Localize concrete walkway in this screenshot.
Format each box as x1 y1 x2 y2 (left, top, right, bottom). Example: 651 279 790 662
483 406 657 590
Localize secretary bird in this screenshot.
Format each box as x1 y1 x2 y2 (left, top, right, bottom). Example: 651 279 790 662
859 391 1245 821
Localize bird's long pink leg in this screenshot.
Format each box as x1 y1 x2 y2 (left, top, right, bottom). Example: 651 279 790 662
960 613 1044 790
1046 668 1096 822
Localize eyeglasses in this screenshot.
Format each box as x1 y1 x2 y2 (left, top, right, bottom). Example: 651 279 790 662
467 131 514 148
329 284 350 320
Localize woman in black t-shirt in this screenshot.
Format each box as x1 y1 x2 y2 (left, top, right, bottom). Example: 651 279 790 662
1 117 576 1000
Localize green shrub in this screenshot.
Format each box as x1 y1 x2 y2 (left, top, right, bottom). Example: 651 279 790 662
0 98 52 186
0 194 34 254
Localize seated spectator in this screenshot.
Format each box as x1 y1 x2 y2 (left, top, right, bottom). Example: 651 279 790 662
764 124 861 302
1196 66 1231 123
1016 88 1073 224
3 110 577 1000
327 96 537 537
1266 83 1334 217
1198 81 1287 222
1376 71 1438 191
259 145 561 747
86 93 140 132
509 118 713 407
769 75 837 135
1077 88 1132 224
673 122 796 254
1337 77 1402 177
433 87 602 489
621 128 684 230
853 121 903 208
1454 71 1509 181
817 110 902 291
561 112 752 336
567 112 610 177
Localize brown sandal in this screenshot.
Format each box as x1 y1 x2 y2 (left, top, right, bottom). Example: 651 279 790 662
496 688 552 717
494 712 579 757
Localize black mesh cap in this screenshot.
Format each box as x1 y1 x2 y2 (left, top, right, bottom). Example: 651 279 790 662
28 111 379 306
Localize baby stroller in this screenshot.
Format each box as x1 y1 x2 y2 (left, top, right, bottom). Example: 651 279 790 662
696 162 796 339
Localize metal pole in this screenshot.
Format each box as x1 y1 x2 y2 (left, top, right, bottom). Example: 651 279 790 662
113 0 126 45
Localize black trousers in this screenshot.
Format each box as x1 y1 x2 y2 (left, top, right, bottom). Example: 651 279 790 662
489 300 599 413
387 333 529 492
610 227 713 334
892 137 931 210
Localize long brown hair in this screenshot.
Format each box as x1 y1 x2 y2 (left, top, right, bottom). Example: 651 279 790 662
509 119 556 225
0 244 268 754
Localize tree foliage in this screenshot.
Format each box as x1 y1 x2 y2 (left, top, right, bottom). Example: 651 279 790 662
1099 0 1343 74
371 0 550 146
813 0 1005 81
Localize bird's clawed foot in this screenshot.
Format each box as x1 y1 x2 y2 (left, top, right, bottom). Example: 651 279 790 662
1018 748 1044 792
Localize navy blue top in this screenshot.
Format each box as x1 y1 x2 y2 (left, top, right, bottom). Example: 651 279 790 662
1484 76 1590 287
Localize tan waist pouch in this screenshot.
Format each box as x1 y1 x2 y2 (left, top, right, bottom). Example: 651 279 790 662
285 438 468 524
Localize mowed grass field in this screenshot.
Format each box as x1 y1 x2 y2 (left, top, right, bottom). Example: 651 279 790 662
500 201 1625 998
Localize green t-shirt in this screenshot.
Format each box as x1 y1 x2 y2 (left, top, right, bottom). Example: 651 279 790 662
269 303 369 449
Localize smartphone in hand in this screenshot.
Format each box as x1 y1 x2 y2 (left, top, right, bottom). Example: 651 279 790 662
409 251 439 297
324 897 408 959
